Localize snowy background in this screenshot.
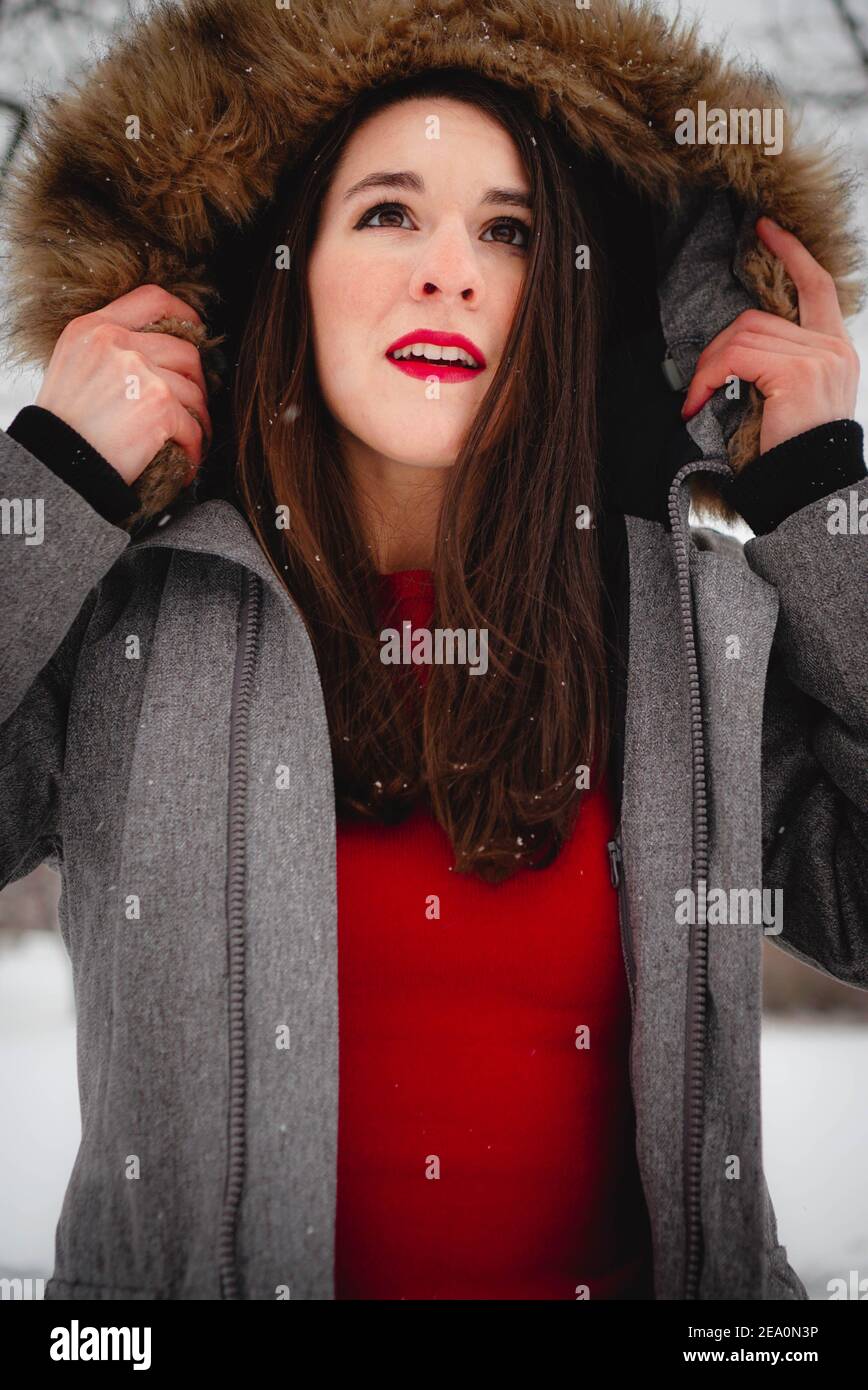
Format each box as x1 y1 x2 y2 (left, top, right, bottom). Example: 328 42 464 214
0 0 866 1300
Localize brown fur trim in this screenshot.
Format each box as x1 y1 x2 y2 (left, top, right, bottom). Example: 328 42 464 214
0 0 864 526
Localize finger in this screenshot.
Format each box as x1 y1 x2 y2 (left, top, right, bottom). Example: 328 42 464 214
130 331 209 401
163 399 206 479
92 283 206 333
708 333 824 361
150 367 212 446
697 309 852 362
755 217 845 338
682 342 814 419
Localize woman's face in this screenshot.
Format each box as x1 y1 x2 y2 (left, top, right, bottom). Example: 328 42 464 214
307 96 531 469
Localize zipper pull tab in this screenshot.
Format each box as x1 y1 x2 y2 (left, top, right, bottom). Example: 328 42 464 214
607 838 621 889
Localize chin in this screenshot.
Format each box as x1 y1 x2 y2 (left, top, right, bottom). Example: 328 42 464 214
387 442 460 469
365 419 468 469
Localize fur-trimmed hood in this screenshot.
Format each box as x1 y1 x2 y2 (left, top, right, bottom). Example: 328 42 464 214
1 0 864 523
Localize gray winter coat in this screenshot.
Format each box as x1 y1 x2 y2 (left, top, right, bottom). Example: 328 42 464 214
1 0 866 1301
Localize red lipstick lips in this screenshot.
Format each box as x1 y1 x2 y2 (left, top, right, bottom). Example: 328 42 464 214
385 329 486 383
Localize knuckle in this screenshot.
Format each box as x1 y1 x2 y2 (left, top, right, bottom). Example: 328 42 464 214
807 264 835 294
121 348 144 374
89 320 124 348
137 283 178 317
62 314 89 341
148 420 170 455
179 340 204 374
795 356 821 382
147 377 174 407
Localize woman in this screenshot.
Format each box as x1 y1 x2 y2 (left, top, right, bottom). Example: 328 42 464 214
0 0 865 1301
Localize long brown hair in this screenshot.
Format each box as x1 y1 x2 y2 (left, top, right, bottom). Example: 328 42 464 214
232 68 609 884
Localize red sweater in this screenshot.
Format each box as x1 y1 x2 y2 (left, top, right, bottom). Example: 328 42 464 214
334 569 653 1299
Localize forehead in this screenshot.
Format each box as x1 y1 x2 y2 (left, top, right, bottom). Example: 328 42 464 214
330 96 529 192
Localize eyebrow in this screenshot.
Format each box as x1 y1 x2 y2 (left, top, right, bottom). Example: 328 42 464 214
341 170 531 210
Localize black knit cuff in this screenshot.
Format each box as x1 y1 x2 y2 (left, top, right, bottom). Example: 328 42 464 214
724 418 865 536
6 405 139 526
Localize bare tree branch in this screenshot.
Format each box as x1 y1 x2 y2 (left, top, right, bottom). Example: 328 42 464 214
828 0 868 74
0 94 28 184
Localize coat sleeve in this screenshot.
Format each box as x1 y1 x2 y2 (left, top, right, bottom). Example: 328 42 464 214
0 427 130 887
742 474 868 989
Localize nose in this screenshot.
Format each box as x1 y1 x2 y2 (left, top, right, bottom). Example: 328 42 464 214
408 215 484 306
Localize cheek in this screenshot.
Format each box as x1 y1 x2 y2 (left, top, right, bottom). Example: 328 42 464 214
491 268 525 348
310 239 396 345
309 242 404 434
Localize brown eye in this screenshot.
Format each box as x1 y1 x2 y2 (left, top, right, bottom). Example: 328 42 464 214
356 202 413 230
481 219 530 249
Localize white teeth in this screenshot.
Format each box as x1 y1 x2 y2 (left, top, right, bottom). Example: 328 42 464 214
391 341 480 368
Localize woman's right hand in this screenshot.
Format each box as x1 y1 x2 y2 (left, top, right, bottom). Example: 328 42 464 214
34 284 212 487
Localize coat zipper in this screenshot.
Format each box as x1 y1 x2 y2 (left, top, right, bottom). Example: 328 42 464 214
670 467 707 1302
667 457 733 1300
218 570 264 1299
682 902 709 1300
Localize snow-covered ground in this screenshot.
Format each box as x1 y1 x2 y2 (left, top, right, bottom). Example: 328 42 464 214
762 1015 868 1299
0 932 79 1285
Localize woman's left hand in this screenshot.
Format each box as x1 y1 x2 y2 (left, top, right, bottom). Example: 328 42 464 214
681 216 860 454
